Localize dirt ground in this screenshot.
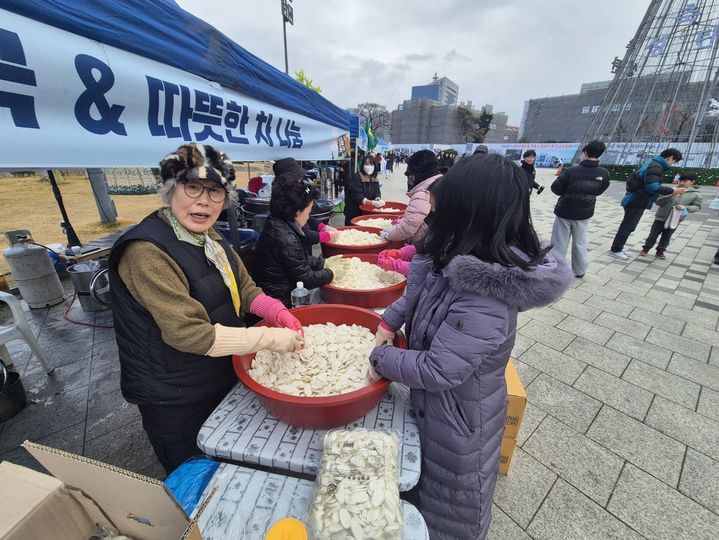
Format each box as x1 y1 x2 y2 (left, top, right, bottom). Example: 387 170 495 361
0 164 271 276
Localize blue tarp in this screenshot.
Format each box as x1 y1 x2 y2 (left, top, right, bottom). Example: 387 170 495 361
2 0 350 130
348 114 361 139
164 457 220 515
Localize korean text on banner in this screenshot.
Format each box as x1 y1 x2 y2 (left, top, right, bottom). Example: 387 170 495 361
0 9 348 167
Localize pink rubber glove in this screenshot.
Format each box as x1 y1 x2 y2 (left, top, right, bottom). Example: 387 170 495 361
377 254 397 272
317 222 328 232
276 309 304 336
378 255 411 276
318 231 331 243
250 294 304 337
378 248 402 260
398 244 417 261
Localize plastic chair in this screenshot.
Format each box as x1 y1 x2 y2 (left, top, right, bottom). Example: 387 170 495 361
0 291 54 374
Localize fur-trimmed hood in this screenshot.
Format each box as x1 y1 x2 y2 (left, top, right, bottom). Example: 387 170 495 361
445 248 573 310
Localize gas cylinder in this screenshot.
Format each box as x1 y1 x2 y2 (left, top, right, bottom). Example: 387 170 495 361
3 230 64 308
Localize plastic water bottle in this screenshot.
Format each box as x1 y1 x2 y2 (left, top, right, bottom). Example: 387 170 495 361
290 281 310 308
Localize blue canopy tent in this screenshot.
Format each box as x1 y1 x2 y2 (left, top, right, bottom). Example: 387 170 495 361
1 0 349 131
1 0 352 248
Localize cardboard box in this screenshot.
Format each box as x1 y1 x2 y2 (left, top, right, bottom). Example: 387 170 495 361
504 359 527 439
498 436 518 476
0 441 203 540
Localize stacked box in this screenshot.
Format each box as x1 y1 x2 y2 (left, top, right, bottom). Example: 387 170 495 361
499 359 527 475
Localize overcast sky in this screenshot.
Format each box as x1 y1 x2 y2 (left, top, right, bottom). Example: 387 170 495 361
176 0 649 125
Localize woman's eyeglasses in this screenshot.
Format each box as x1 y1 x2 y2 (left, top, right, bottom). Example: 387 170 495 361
181 181 227 203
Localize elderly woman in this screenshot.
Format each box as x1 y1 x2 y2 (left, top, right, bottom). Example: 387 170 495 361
252 173 339 307
343 155 384 225
109 143 303 474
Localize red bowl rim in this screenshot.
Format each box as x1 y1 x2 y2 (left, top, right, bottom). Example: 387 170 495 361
358 203 406 215
321 254 406 295
323 226 390 249
234 305 407 406
349 215 403 229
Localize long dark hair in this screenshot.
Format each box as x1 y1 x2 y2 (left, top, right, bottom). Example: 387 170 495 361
423 153 549 270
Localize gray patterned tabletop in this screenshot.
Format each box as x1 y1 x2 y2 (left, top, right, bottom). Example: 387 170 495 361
197 382 421 491
194 463 429 540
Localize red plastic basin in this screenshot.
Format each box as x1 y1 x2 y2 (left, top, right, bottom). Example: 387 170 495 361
233 305 407 429
321 254 406 309
321 226 402 257
359 201 407 215
350 214 401 231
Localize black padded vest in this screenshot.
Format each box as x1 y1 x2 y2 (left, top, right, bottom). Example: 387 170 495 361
108 212 243 405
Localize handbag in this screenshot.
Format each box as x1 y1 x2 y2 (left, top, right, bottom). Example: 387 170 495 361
664 207 683 230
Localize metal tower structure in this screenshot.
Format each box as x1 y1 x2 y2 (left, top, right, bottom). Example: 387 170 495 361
578 0 719 167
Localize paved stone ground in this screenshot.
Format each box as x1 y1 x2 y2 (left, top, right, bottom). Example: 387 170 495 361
1 163 719 539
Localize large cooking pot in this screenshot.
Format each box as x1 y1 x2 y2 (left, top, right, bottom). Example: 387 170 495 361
242 198 335 218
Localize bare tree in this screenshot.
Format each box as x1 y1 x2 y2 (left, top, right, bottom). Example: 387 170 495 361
477 108 494 142
457 106 494 143
357 103 391 140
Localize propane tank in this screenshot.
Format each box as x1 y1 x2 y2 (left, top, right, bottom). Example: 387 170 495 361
3 230 65 308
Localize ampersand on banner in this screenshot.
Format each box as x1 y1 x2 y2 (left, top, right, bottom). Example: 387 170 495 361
74 54 127 135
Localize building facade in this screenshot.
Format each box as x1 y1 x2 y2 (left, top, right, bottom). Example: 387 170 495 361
391 100 518 144
411 74 459 106
579 0 719 166
519 81 611 143
522 1 719 166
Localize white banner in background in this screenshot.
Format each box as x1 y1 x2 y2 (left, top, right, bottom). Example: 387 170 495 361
0 9 348 168
390 143 580 167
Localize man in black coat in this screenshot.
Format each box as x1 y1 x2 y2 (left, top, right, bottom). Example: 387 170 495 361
550 140 610 278
521 150 545 195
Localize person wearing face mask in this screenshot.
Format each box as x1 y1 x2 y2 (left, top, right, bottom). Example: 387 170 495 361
109 143 304 474
252 175 339 307
344 155 384 225
378 149 442 245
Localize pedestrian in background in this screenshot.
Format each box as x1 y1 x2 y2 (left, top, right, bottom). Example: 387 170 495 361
344 155 383 225
550 140 610 278
609 148 685 260
386 152 395 173
521 150 545 195
640 172 702 260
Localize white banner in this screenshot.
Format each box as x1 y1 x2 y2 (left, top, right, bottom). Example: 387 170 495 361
390 143 579 167
0 10 348 168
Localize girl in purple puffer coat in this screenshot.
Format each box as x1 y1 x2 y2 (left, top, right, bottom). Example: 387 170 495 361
370 154 573 539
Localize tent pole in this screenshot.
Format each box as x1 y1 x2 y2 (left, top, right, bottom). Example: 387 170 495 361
47 170 82 247
227 198 242 256
282 18 289 74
